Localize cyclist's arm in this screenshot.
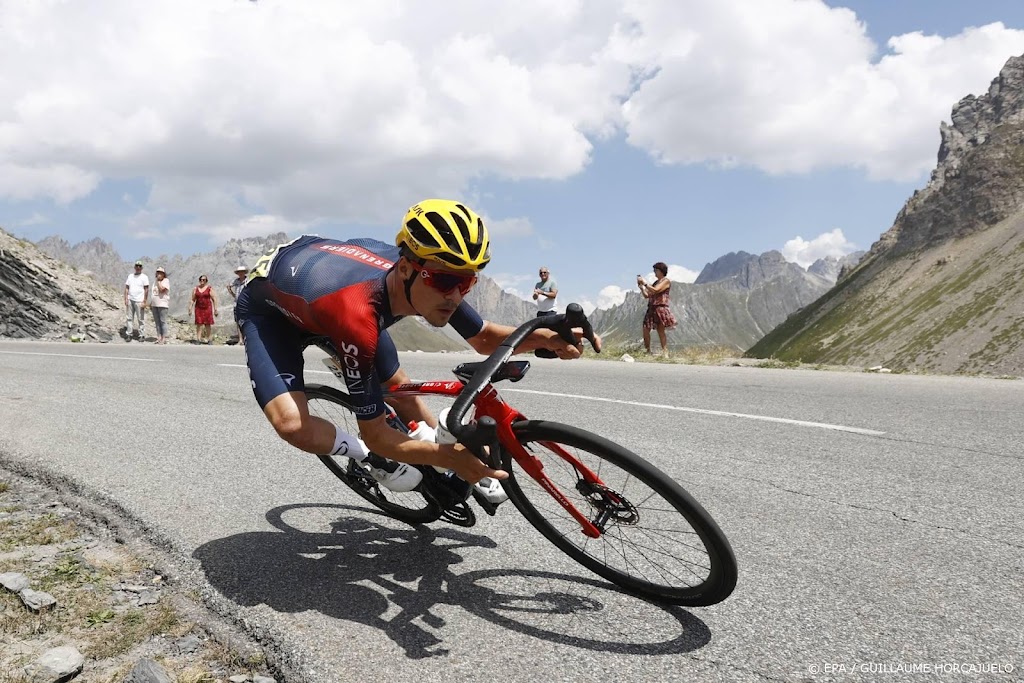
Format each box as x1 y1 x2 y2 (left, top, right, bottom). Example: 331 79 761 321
467 320 600 357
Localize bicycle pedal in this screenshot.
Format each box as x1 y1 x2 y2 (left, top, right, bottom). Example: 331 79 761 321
471 487 499 516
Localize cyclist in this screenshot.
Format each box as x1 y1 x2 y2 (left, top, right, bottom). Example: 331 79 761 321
235 199 600 498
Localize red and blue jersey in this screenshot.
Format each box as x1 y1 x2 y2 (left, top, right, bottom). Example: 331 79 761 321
240 235 483 419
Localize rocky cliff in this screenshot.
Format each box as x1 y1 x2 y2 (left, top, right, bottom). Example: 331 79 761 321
0 229 123 341
748 54 1024 375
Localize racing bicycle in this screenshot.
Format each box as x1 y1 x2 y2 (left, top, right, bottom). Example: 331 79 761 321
304 304 737 606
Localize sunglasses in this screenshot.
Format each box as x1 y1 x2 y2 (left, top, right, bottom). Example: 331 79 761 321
410 262 477 295
199 278 207 282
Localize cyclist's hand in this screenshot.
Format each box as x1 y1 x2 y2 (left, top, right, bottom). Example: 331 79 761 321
441 443 508 484
539 328 601 359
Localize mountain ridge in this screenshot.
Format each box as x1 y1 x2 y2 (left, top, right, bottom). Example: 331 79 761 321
748 53 1024 375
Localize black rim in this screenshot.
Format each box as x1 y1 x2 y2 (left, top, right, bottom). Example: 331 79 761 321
305 385 440 524
504 421 736 606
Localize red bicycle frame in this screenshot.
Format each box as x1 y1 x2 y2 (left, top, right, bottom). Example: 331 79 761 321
387 380 603 538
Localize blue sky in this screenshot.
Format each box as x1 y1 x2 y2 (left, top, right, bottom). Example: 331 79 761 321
3 0 1024 312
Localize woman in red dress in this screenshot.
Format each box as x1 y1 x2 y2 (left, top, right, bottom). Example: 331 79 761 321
188 275 218 344
638 261 677 356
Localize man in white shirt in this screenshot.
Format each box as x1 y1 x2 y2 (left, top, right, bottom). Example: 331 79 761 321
532 267 558 317
124 260 150 341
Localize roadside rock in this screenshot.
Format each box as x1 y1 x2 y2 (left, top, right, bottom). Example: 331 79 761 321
23 646 85 683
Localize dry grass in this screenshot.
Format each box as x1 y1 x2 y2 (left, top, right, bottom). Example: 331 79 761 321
0 513 79 551
586 342 743 365
0 477 277 683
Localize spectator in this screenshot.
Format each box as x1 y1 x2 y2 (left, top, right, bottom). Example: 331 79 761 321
151 267 171 344
226 265 248 345
637 262 677 356
123 260 150 342
226 265 248 300
532 266 558 317
189 274 218 344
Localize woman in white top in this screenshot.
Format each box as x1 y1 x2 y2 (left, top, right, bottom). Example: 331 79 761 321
151 267 171 344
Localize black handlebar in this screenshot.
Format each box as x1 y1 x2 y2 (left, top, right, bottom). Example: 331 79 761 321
446 303 599 460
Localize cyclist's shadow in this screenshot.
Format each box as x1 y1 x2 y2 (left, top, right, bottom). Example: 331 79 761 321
192 503 710 660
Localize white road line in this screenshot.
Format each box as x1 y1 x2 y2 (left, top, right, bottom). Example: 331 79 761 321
501 388 885 435
0 350 163 363
216 363 884 435
216 363 332 375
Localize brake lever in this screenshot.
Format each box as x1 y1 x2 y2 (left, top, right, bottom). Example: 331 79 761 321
534 303 600 358
458 416 502 469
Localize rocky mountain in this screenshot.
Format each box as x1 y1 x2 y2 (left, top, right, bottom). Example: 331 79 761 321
0 228 124 341
590 250 838 350
749 54 1024 375
463 275 536 327
35 236 126 286
807 252 865 282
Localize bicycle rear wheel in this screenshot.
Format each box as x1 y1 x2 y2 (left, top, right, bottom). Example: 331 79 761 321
304 384 441 524
501 420 737 606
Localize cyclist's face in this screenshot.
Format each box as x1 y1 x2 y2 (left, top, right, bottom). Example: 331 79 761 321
406 260 476 327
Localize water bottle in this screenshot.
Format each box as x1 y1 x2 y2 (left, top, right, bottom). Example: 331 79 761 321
436 406 472 445
406 420 436 443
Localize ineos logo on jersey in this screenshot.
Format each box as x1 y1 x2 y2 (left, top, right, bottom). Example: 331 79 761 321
340 341 364 393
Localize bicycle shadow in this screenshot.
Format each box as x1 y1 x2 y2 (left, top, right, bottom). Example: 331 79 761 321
191 503 711 660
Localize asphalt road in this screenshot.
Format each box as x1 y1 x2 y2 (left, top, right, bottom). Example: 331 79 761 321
1 340 1021 682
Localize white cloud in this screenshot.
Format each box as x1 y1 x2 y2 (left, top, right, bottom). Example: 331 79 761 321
620 3 1024 180
177 214 303 243
2 0 1024 234
666 264 699 283
598 285 629 309
781 228 857 268
0 0 633 224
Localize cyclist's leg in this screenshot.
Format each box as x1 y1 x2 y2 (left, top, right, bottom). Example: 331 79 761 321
237 280 365 457
377 330 436 428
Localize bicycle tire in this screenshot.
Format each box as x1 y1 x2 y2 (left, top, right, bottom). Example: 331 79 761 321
501 420 737 606
304 384 442 525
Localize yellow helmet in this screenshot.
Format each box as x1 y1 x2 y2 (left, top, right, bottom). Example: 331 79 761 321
396 199 490 271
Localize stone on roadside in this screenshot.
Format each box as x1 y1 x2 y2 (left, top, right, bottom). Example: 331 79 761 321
123 658 174 683
136 589 160 606
0 571 31 592
253 676 277 683
174 634 202 654
620 353 635 363
229 675 250 683
19 588 57 611
23 646 84 683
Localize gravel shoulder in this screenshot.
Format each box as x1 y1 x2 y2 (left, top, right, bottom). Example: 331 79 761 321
0 467 281 683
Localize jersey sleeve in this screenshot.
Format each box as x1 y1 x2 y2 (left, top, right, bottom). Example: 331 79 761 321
449 301 484 339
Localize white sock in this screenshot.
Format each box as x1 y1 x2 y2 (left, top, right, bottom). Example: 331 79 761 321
326 425 369 460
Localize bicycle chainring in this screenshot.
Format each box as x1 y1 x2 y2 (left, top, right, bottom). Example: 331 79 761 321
439 501 477 527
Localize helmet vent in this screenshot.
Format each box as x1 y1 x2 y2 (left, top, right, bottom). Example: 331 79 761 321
406 218 441 249
427 211 462 252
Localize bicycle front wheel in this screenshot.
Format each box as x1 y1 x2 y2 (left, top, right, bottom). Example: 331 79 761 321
304 384 441 525
502 420 737 606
